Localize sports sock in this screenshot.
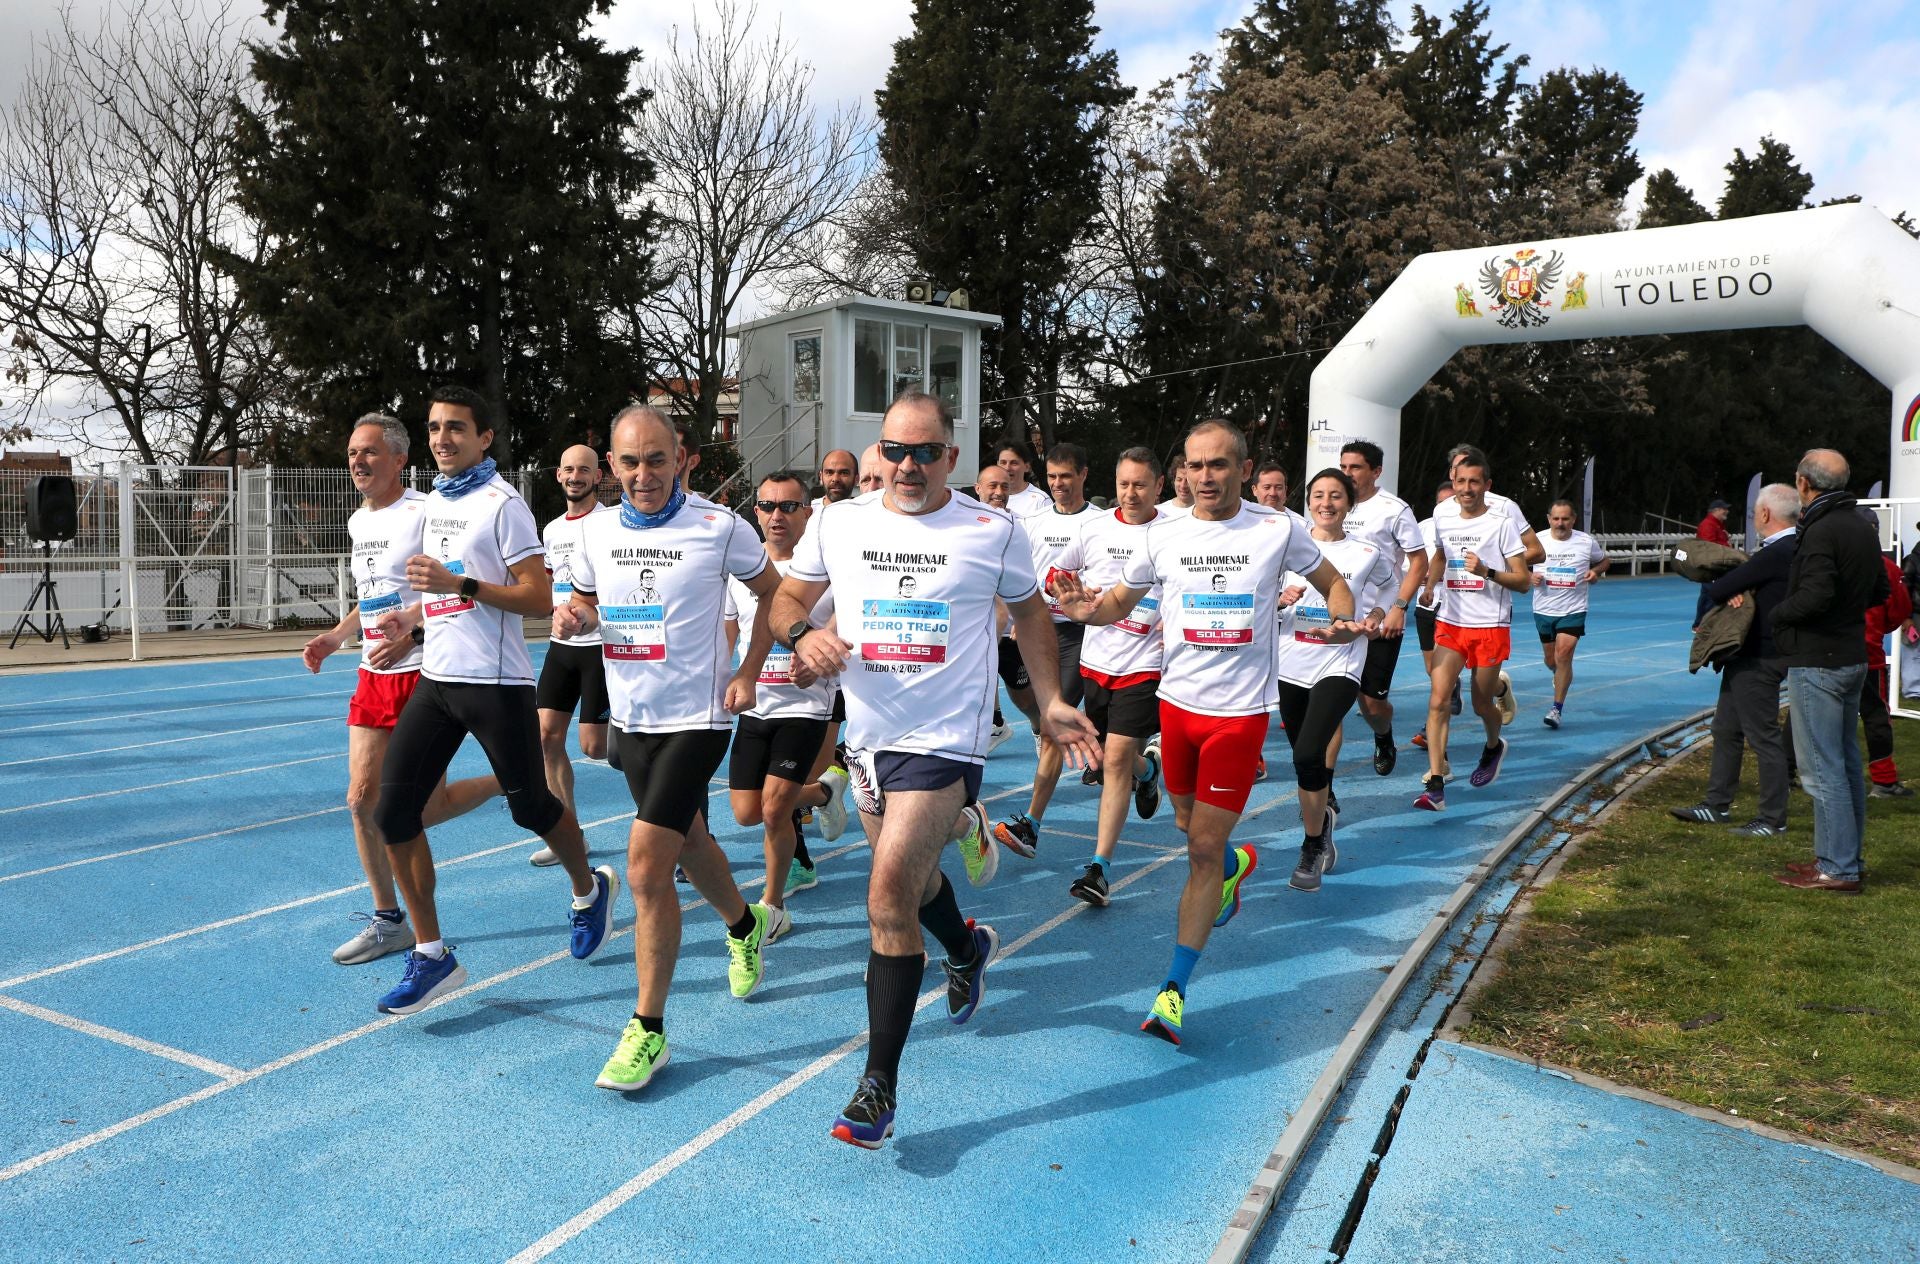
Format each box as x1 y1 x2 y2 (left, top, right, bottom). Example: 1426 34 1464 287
863 950 924 1089
727 907 759 941
1483 741 1502 760
793 834 814 869
1376 726 1393 744
1164 944 1202 997
374 908 404 923
571 883 599 910
415 939 446 959
1083 855 1106 874
994 705 1005 726
633 1012 663 1035
1222 845 1243 880
917 873 975 963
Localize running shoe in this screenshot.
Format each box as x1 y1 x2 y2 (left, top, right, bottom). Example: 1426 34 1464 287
529 845 560 867
1033 731 1046 760
944 921 999 1023
1413 775 1446 812
1543 702 1563 730
1372 733 1396 776
727 902 771 998
784 861 820 897
1730 819 1787 837
570 864 617 960
1215 845 1259 928
1668 803 1731 825
761 901 794 945
1069 863 1110 908
994 812 1040 859
1495 671 1517 726
1449 682 1462 715
1327 788 1341 821
674 866 690 884
816 766 850 842
1469 739 1507 789
831 1075 897 1150
375 948 467 1015
1870 781 1916 798
1254 757 1268 782
956 800 999 887
987 720 1013 752
1081 765 1104 786
1141 986 1183 1045
1134 748 1162 819
595 1019 669 1092
1289 835 1335 893
1411 727 1428 750
333 912 414 966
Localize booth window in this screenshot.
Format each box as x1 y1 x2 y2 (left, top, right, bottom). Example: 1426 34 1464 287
854 319 890 414
928 327 963 411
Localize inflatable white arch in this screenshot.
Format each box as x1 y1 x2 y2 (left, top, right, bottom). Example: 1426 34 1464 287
1305 202 1920 501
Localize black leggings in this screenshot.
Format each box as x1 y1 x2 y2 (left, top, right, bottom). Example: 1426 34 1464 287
375 678 563 844
1276 677 1361 792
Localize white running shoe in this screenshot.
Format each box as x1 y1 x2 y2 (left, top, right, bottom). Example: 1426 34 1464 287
332 912 414 965
1496 671 1517 726
988 721 1013 752
761 902 794 945
1033 731 1046 760
529 845 560 867
816 767 849 842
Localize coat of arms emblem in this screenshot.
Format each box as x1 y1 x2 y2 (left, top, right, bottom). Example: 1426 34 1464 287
1475 247 1564 329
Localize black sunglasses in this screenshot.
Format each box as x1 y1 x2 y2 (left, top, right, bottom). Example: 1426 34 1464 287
878 440 951 465
754 498 805 514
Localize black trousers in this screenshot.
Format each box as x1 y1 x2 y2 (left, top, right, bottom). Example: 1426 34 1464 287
1706 655 1788 828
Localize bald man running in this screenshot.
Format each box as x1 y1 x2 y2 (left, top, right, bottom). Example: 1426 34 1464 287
530 444 617 866
856 443 885 494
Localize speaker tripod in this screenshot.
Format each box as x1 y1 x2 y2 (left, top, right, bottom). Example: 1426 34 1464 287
9 541 69 650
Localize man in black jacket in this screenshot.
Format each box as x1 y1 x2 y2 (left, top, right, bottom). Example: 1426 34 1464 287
1671 483 1800 836
1770 449 1891 894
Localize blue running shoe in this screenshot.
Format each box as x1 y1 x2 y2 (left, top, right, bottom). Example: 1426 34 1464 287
944 921 1000 1024
570 864 617 960
832 1076 897 1150
376 948 467 1015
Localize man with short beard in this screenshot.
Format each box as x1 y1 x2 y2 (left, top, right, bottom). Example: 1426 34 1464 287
976 463 1035 750
813 449 858 510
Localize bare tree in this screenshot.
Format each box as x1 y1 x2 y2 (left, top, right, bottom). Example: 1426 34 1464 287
628 0 868 458
0 0 285 465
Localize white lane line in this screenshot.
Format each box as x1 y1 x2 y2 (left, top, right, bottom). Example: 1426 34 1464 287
0 994 247 1082
507 844 1192 1263
0 755 342 816
0 665 348 711
0 835 873 1186
4 689 337 734
0 718 335 768
0 807 346 884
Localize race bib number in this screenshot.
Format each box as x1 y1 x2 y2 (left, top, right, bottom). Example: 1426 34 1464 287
1444 556 1485 592
1181 592 1255 645
1544 563 1580 589
759 645 796 685
358 587 403 640
860 598 950 664
1116 594 1160 637
599 603 667 661
1292 602 1331 643
424 560 476 617
552 579 575 602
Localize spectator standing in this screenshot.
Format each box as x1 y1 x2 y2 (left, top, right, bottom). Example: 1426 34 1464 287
1862 544 1913 797
1770 450 1890 894
1697 498 1732 546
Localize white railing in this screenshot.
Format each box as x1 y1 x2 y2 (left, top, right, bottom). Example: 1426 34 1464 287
1592 531 1693 576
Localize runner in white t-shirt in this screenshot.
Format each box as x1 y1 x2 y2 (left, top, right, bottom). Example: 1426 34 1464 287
1415 452 1531 811
994 443 1099 858
1051 420 1363 1047
1530 499 1611 728
1438 444 1533 727
722 471 851 926
366 388 614 1018
1338 440 1431 778
555 406 789 1092
1410 479 1462 753
774 392 1102 1150
1159 458 1196 517
1049 446 1170 908
529 445 615 868
812 448 859 511
996 438 1054 518
300 414 499 967
1250 460 1306 783
1273 469 1392 893
974 464 1041 751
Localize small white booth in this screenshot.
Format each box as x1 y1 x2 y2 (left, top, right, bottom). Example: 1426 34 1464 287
728 294 1001 487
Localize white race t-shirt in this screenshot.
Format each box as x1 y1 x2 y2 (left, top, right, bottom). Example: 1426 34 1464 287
1277 535 1393 686
1431 508 1525 629
1120 503 1326 717
725 557 837 720
348 487 427 675
1020 501 1097 622
788 489 1038 764
1446 490 1533 541
1342 489 1426 587
420 475 544 686
1531 530 1608 618
544 503 613 647
571 495 768 733
1055 508 1164 679
1007 484 1053 518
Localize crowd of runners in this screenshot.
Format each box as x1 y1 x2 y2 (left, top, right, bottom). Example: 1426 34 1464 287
303 387 1613 1150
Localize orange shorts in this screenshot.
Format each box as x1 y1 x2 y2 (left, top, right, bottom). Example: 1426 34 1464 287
1434 623 1511 670
348 668 420 729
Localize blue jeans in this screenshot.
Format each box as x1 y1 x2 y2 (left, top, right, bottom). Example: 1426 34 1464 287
1786 664 1868 880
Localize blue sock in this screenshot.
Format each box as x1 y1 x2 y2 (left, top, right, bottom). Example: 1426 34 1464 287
375 908 404 923
1223 845 1242 880
1164 944 1202 997
1083 856 1107 873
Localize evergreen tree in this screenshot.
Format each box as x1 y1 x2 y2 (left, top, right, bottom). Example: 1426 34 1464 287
1509 68 1643 203
228 0 656 467
1718 136 1813 219
1637 169 1710 227
877 0 1128 450
1224 0 1394 78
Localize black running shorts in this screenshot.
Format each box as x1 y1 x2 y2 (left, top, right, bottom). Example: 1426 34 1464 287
614 727 732 835
728 713 830 790
1414 604 1438 653
375 678 562 844
996 636 1030 691
1053 622 1086 707
535 641 611 724
1083 673 1160 741
846 749 984 816
1358 634 1404 701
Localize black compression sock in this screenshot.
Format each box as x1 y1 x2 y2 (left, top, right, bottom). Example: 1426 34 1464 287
994 705 1005 725
633 1012 663 1035
727 908 759 940
863 951 923 1088
793 835 814 869
917 873 975 963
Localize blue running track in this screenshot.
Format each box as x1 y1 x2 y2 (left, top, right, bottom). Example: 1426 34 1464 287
0 579 1716 1261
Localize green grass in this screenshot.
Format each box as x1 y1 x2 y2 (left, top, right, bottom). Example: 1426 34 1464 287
1461 715 1920 1167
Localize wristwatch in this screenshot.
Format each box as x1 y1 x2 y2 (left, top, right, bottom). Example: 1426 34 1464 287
410 625 426 645
458 576 480 600
782 619 812 650
1391 598 1410 610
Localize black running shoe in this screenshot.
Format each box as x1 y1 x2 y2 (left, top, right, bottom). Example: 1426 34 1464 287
1289 836 1334 892
1133 749 1162 820
1069 863 1110 908
1081 765 1103 786
944 921 999 1023
831 1075 897 1150
1372 733 1396 776
1667 803 1730 824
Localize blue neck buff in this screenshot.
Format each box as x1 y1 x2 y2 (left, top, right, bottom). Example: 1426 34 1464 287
433 457 497 500
620 479 686 529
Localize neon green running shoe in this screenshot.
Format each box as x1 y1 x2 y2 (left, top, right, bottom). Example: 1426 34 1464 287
728 902 770 998
955 800 998 887
595 1018 670 1091
1216 845 1259 928
1141 986 1183 1045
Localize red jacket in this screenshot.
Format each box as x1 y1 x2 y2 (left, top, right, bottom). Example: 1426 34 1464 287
1865 555 1913 670
1696 514 1731 546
